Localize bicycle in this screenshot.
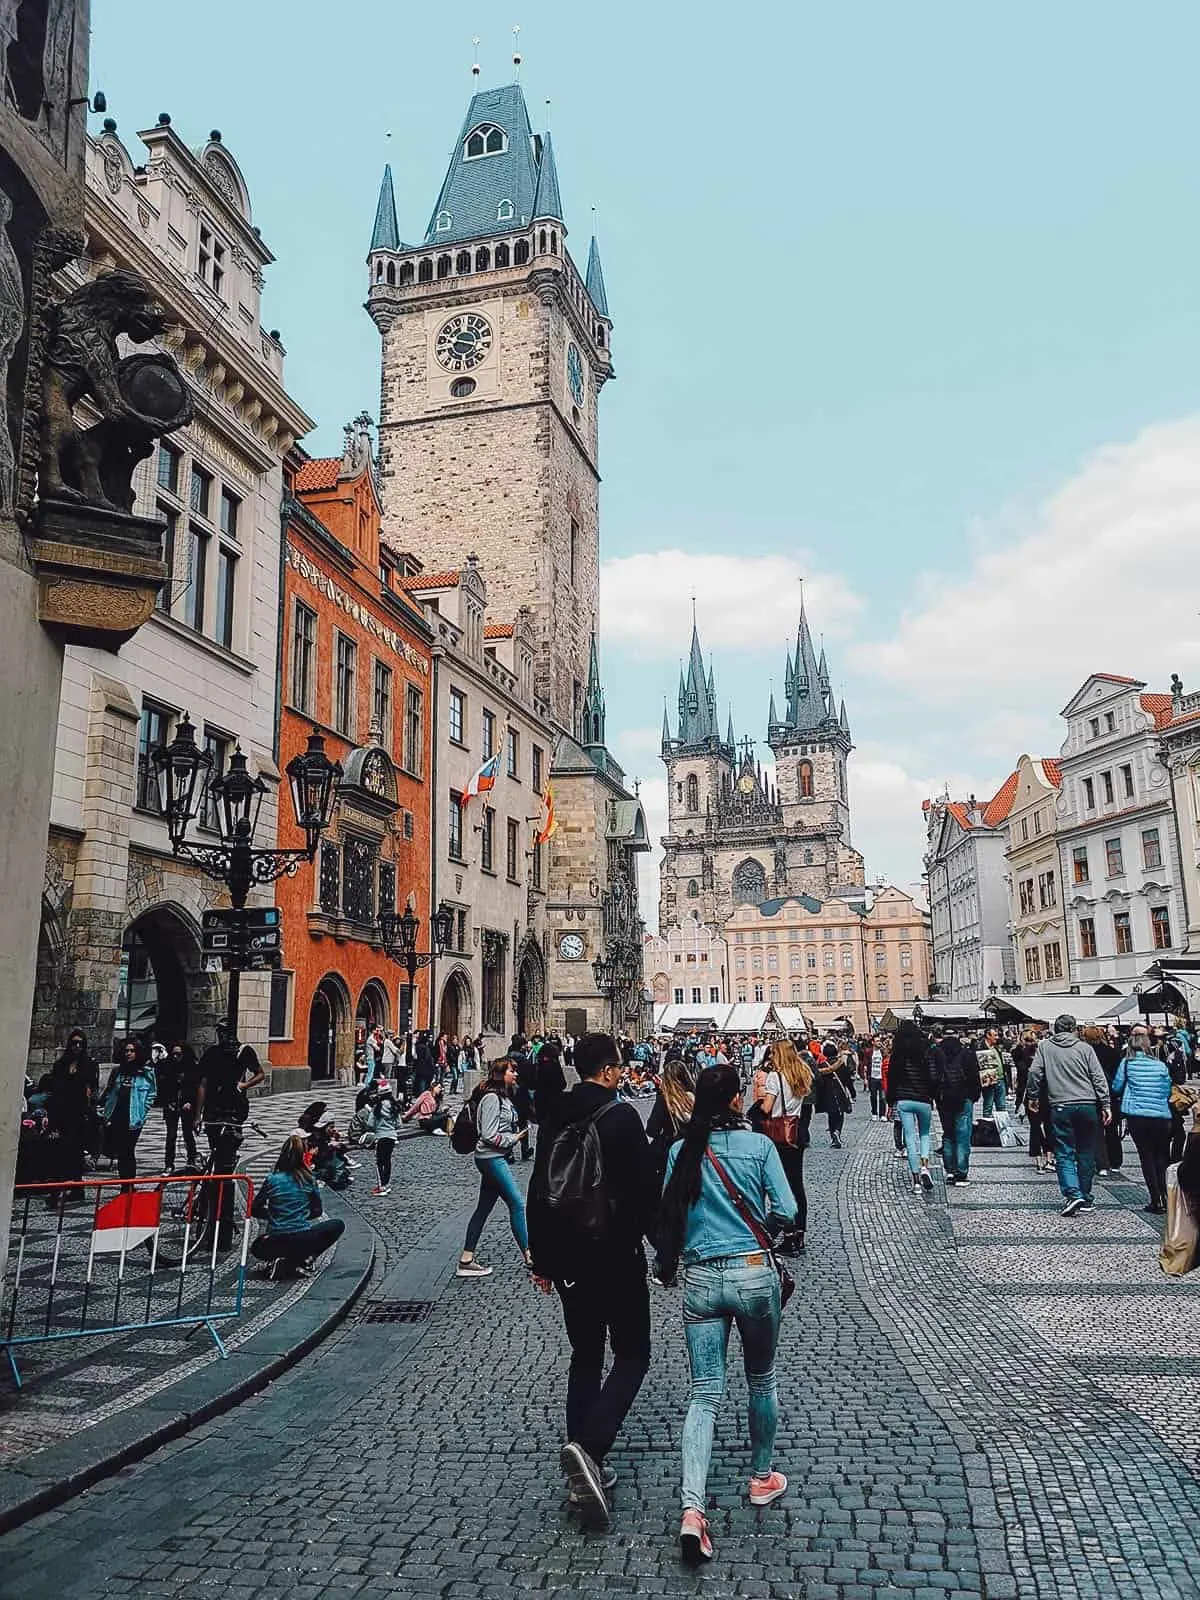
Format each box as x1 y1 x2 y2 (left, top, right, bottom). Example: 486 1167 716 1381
170 1119 267 1256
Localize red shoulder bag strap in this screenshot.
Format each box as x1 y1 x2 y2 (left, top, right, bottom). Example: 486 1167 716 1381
705 1148 773 1254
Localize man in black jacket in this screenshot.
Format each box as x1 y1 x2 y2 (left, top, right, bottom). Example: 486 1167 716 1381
933 1028 982 1185
527 1031 657 1530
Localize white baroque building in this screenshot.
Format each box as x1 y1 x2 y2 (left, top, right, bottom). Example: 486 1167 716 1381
923 786 1018 1003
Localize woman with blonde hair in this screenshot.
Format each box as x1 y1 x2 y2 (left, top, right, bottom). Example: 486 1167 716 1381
648 1055 696 1184
752 1038 813 1254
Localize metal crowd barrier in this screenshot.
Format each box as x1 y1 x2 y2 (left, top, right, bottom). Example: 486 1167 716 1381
2 1172 254 1388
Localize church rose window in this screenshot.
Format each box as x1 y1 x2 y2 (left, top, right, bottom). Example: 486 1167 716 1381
732 858 767 905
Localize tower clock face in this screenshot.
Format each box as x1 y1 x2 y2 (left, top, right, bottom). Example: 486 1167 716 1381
566 342 585 406
435 313 493 372
558 932 585 961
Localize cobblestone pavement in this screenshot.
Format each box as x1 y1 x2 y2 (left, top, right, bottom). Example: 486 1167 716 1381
3 1106 1199 1599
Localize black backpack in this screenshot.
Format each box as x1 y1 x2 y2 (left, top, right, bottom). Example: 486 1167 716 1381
543 1100 619 1241
450 1091 482 1154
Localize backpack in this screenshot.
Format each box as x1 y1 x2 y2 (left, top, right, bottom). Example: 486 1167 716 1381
450 1091 482 1154
543 1101 620 1241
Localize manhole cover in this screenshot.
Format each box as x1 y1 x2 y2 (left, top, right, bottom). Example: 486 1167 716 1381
358 1299 434 1325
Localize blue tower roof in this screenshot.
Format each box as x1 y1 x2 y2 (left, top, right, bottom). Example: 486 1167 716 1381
532 130 564 220
424 84 544 246
370 164 399 252
586 236 609 317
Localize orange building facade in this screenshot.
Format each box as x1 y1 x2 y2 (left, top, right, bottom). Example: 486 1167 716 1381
270 421 433 1088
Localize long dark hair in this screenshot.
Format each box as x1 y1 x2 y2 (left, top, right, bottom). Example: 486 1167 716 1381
656 1065 744 1266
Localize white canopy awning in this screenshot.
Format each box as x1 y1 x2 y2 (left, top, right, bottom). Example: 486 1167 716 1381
987 993 1127 1026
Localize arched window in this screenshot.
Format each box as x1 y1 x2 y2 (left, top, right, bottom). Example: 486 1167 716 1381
687 880 699 898
465 124 506 159
514 239 530 266
435 211 452 233
732 858 767 905
686 774 699 812
398 261 414 286
538 228 547 255
675 782 683 804
375 259 383 281
455 250 472 275
418 257 433 283
497 199 515 221
597 326 606 347
494 242 511 268
436 255 452 279
799 761 814 799
385 261 395 285
550 229 558 254
475 246 490 271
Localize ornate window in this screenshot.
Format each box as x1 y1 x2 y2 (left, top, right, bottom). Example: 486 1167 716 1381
798 761 814 799
732 858 767 905
686 774 699 812
465 124 506 159
319 842 340 915
687 879 699 898
378 860 396 919
342 837 376 924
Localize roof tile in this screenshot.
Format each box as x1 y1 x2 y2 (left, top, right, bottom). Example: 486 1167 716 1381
1140 692 1174 729
982 769 1020 827
294 457 341 492
1040 758 1063 788
398 570 461 592
483 622 514 640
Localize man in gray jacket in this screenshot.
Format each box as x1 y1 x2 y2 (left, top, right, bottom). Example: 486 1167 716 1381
1026 1014 1112 1216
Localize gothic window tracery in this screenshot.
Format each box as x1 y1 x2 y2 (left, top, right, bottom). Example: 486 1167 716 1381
732 858 767 905
686 774 699 812
465 124 507 159
799 761 814 799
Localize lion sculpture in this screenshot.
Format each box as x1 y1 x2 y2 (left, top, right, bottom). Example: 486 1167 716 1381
39 268 192 514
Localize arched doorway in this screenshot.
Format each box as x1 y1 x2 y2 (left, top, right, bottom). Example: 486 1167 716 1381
356 978 390 1038
439 967 473 1040
516 941 546 1037
116 905 211 1051
309 973 351 1081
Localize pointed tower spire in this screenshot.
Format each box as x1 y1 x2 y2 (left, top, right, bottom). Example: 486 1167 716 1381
839 698 851 738
769 689 778 728
532 130 564 220
662 700 673 754
582 629 606 748
726 706 736 751
370 164 399 251
586 235 610 317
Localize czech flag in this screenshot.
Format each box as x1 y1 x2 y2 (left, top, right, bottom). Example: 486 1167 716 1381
535 781 557 844
463 750 502 804
91 1189 162 1255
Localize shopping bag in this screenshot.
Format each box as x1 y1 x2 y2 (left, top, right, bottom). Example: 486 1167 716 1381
993 1109 1021 1149
1159 1163 1199 1277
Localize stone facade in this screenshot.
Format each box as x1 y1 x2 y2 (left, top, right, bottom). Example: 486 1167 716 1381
1158 679 1200 954
724 884 930 1034
32 116 313 1073
924 786 1019 1003
660 610 864 938
1003 755 1069 993
647 916 731 1008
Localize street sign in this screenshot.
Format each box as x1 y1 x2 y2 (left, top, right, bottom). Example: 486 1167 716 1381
202 908 282 971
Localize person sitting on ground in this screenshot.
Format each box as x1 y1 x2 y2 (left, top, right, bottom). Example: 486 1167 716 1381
251 1134 345 1279
402 1082 450 1134
347 1083 378 1147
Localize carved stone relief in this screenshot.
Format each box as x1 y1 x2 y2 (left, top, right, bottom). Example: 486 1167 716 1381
0 183 22 515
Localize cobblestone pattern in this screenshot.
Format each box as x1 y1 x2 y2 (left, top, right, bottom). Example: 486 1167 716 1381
844 1123 1200 1600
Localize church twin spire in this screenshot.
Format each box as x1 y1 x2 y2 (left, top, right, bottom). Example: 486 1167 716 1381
773 597 850 739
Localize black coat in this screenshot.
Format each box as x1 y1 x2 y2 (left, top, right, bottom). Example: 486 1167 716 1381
933 1037 981 1109
887 1029 936 1105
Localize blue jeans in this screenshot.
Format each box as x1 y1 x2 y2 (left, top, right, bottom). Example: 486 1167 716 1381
681 1258 781 1512
463 1156 528 1254
981 1083 1007 1115
895 1099 933 1174
941 1102 974 1178
1050 1102 1100 1202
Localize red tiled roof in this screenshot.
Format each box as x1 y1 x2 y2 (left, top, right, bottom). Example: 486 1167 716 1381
1095 673 1141 686
982 769 1020 827
294 457 341 492
484 622 514 640
1040 758 1063 788
397 570 461 592
945 802 974 830
1140 692 1174 729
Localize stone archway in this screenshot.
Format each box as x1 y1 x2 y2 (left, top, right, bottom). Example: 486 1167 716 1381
117 903 219 1052
356 977 390 1035
309 972 352 1081
515 938 546 1037
439 966 474 1041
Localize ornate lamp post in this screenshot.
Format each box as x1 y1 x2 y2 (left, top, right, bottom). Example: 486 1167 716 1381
592 939 642 1033
153 716 341 1037
380 899 455 1034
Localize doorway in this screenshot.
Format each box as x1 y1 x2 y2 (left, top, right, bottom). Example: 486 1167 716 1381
439 968 472 1040
309 973 351 1080
116 906 203 1049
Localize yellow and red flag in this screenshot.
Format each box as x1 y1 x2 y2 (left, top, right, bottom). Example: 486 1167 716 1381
535 781 557 844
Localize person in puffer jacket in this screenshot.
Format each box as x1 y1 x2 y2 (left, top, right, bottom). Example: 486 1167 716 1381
1026 1015 1111 1217
1111 1026 1172 1213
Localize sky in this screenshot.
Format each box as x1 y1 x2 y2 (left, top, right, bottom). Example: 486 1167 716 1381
94 2 1200 926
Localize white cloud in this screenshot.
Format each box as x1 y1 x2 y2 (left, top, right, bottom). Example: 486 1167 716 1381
851 416 1200 718
848 745 1000 895
600 549 861 660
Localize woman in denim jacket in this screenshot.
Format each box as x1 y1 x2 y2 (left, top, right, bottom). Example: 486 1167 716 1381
659 1064 797 1567
100 1037 157 1182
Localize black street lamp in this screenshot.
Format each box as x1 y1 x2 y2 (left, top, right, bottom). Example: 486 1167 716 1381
153 716 341 1036
380 899 454 1033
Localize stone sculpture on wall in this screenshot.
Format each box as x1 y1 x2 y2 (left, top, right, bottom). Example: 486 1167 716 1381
0 185 22 515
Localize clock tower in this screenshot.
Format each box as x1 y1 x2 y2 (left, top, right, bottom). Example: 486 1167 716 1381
366 83 613 734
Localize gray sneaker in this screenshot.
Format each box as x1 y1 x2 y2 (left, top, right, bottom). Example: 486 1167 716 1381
560 1441 610 1528
1061 1197 1084 1217
456 1259 493 1278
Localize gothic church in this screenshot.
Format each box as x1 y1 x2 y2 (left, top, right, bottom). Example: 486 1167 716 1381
659 604 865 937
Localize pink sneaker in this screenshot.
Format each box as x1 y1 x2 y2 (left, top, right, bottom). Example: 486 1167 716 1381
680 1508 713 1565
749 1470 788 1506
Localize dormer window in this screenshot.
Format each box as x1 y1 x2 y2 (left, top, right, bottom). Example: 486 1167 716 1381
465 124 506 159
497 199 514 221
435 211 452 233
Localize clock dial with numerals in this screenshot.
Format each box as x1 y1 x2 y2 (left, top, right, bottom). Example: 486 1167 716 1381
558 932 585 961
435 313 493 372
566 342 585 406
738 774 756 795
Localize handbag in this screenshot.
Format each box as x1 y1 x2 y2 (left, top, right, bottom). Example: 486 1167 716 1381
704 1147 795 1309
760 1071 800 1148
1169 1083 1198 1116
1160 1161 1199 1276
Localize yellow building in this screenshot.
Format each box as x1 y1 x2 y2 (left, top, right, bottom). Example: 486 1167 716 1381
724 886 931 1034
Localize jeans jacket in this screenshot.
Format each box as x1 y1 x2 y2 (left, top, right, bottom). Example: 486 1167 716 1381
665 1128 796 1267
101 1064 157 1133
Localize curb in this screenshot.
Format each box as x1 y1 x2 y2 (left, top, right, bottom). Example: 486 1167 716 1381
0 1194 375 1534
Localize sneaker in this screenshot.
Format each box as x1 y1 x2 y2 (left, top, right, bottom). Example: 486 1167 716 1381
680 1508 713 1565
569 1463 617 1503
560 1442 610 1529
1061 1197 1084 1217
919 1168 933 1193
830 1133 842 1149
911 1176 922 1195
945 1174 957 1186
749 1470 788 1506
650 1271 676 1289
346 1158 362 1169
371 1183 391 1197
1079 1200 1095 1214
431 1127 448 1136
456 1259 493 1278
955 1176 970 1187
892 1148 906 1160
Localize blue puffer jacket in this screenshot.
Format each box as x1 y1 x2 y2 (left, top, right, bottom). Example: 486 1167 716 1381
1111 1051 1172 1120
